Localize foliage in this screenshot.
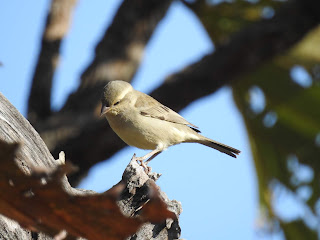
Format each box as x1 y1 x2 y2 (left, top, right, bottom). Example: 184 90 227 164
190 0 320 238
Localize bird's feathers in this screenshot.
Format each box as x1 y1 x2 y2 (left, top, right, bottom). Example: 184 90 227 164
195 138 241 158
102 80 241 159
135 92 199 129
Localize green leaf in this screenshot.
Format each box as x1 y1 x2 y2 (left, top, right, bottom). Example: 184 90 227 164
232 60 320 236
190 0 283 45
281 220 318 240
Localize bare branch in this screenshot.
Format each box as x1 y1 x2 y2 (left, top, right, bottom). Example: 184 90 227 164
30 0 173 184
46 0 320 185
61 0 173 113
150 0 320 111
28 0 77 123
0 93 181 240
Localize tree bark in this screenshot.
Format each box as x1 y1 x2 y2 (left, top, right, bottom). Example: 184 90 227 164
0 93 181 239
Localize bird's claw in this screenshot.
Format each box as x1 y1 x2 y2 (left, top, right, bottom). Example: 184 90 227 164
132 154 151 173
139 160 152 174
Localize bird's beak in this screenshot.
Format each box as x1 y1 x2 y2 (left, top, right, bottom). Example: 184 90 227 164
100 105 111 117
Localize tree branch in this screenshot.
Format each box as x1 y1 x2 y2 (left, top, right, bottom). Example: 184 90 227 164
28 0 77 124
61 0 173 113
29 0 173 184
0 93 181 240
150 0 320 111
45 0 320 185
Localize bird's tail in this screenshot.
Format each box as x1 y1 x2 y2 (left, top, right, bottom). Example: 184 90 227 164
195 137 241 158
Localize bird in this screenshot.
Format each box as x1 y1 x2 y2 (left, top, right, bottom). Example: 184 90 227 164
100 80 240 166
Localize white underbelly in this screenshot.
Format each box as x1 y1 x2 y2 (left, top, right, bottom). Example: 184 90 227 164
106 112 198 150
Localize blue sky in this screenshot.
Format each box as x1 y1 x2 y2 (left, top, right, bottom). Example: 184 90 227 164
0 1 288 239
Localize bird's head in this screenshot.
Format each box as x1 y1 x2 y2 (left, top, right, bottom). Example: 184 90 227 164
100 80 133 116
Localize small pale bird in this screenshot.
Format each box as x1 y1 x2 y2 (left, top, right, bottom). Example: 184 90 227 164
100 80 240 165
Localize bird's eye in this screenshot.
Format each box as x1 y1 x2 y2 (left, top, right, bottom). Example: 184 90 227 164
114 101 120 106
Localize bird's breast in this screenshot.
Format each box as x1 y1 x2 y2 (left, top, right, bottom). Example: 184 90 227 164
105 110 200 151
105 111 158 150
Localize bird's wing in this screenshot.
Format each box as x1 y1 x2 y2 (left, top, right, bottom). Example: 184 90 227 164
135 92 199 131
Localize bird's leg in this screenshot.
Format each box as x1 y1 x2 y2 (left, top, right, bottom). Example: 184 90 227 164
135 148 162 162
145 151 161 163
132 148 162 172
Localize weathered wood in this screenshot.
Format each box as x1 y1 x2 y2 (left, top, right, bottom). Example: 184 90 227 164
0 93 58 239
0 93 181 240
